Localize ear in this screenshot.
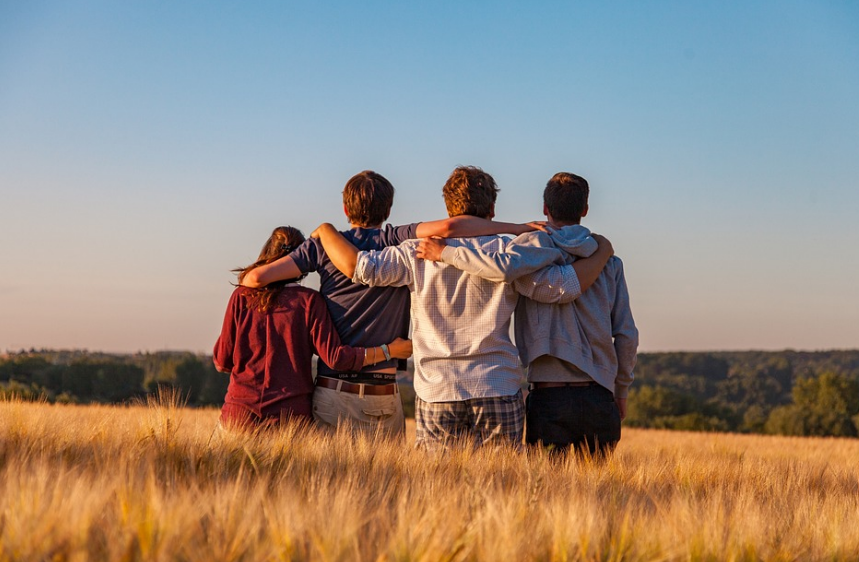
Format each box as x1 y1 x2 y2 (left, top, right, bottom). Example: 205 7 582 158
488 203 496 220
581 204 589 218
343 204 349 219
543 203 549 218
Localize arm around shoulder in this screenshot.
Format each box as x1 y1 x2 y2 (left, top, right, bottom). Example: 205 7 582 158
352 243 415 288
436 238 566 284
415 215 543 239
511 234 614 304
241 255 303 288
305 290 365 372
312 223 358 278
571 234 613 293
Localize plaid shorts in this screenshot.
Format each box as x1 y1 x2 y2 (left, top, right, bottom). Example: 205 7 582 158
415 389 524 450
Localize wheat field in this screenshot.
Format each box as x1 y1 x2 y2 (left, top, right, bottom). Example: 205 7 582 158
1 394 858 562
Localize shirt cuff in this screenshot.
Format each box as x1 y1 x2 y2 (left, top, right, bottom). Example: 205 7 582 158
352 251 369 284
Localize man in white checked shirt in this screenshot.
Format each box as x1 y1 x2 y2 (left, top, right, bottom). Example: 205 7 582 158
310 166 614 450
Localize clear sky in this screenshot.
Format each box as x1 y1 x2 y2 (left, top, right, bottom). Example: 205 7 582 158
1 1 858 354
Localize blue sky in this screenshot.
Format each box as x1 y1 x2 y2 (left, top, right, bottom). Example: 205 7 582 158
1 1 858 353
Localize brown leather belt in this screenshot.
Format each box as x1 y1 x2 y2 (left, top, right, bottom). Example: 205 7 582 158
531 381 597 389
315 376 399 396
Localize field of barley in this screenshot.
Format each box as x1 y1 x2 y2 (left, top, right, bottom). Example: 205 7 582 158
2 394 859 562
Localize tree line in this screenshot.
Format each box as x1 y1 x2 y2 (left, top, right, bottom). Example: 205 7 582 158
625 350 859 437
0 350 228 407
2 349 858 438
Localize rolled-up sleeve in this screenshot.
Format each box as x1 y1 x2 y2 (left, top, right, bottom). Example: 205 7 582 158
513 265 582 304
353 244 414 288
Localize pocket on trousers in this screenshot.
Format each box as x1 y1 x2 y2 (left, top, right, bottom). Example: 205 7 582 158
362 408 395 420
312 387 338 426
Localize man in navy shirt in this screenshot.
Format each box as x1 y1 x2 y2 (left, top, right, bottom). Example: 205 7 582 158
243 170 539 437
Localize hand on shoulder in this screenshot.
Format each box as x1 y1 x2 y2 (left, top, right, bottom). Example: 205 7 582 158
591 233 614 258
416 237 447 262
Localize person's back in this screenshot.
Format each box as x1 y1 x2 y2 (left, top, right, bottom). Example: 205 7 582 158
215 284 358 425
513 225 636 395
214 226 407 430
366 234 524 403
517 173 638 456
240 173 418 436
290 224 416 379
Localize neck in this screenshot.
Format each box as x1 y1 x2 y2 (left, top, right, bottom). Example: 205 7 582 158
351 223 382 229
548 219 580 228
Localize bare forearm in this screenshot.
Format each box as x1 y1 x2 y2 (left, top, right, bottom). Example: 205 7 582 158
571 252 610 292
572 235 614 292
313 223 358 278
360 338 413 366
416 215 541 238
241 256 302 288
445 215 533 237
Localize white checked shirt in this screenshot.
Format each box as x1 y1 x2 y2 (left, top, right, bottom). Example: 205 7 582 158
353 235 583 402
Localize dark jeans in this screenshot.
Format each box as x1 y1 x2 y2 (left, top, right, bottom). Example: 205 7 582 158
525 384 621 457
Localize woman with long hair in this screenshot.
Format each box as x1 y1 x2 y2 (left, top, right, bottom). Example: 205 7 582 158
214 226 412 428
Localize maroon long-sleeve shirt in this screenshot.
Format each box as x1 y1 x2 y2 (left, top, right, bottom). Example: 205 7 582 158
213 285 365 424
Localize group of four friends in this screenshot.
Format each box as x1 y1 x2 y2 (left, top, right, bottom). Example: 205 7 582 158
213 166 638 455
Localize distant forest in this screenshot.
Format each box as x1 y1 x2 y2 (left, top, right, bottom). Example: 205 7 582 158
2 349 859 438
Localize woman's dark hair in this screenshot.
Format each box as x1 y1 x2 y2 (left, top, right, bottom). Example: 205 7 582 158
234 226 306 312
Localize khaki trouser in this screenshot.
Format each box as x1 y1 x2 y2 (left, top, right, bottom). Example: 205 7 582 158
312 384 405 438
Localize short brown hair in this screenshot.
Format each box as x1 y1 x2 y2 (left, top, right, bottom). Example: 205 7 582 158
544 172 589 223
442 166 499 218
342 170 394 227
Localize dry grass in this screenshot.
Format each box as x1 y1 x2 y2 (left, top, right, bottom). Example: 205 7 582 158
2 393 859 562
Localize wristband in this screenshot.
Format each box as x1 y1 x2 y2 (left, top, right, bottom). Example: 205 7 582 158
380 343 392 362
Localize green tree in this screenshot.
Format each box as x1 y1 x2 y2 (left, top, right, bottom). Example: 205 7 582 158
765 372 859 437
0 380 48 401
0 355 63 388
764 405 807 436
741 404 769 433
627 385 735 431
175 358 206 403
63 360 144 402
197 362 229 406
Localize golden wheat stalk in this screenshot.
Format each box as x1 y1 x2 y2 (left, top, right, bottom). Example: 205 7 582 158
1 395 858 561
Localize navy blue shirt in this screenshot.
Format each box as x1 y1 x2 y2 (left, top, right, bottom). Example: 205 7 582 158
290 223 418 378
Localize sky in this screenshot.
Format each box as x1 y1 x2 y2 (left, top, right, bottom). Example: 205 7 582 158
1 1 858 354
